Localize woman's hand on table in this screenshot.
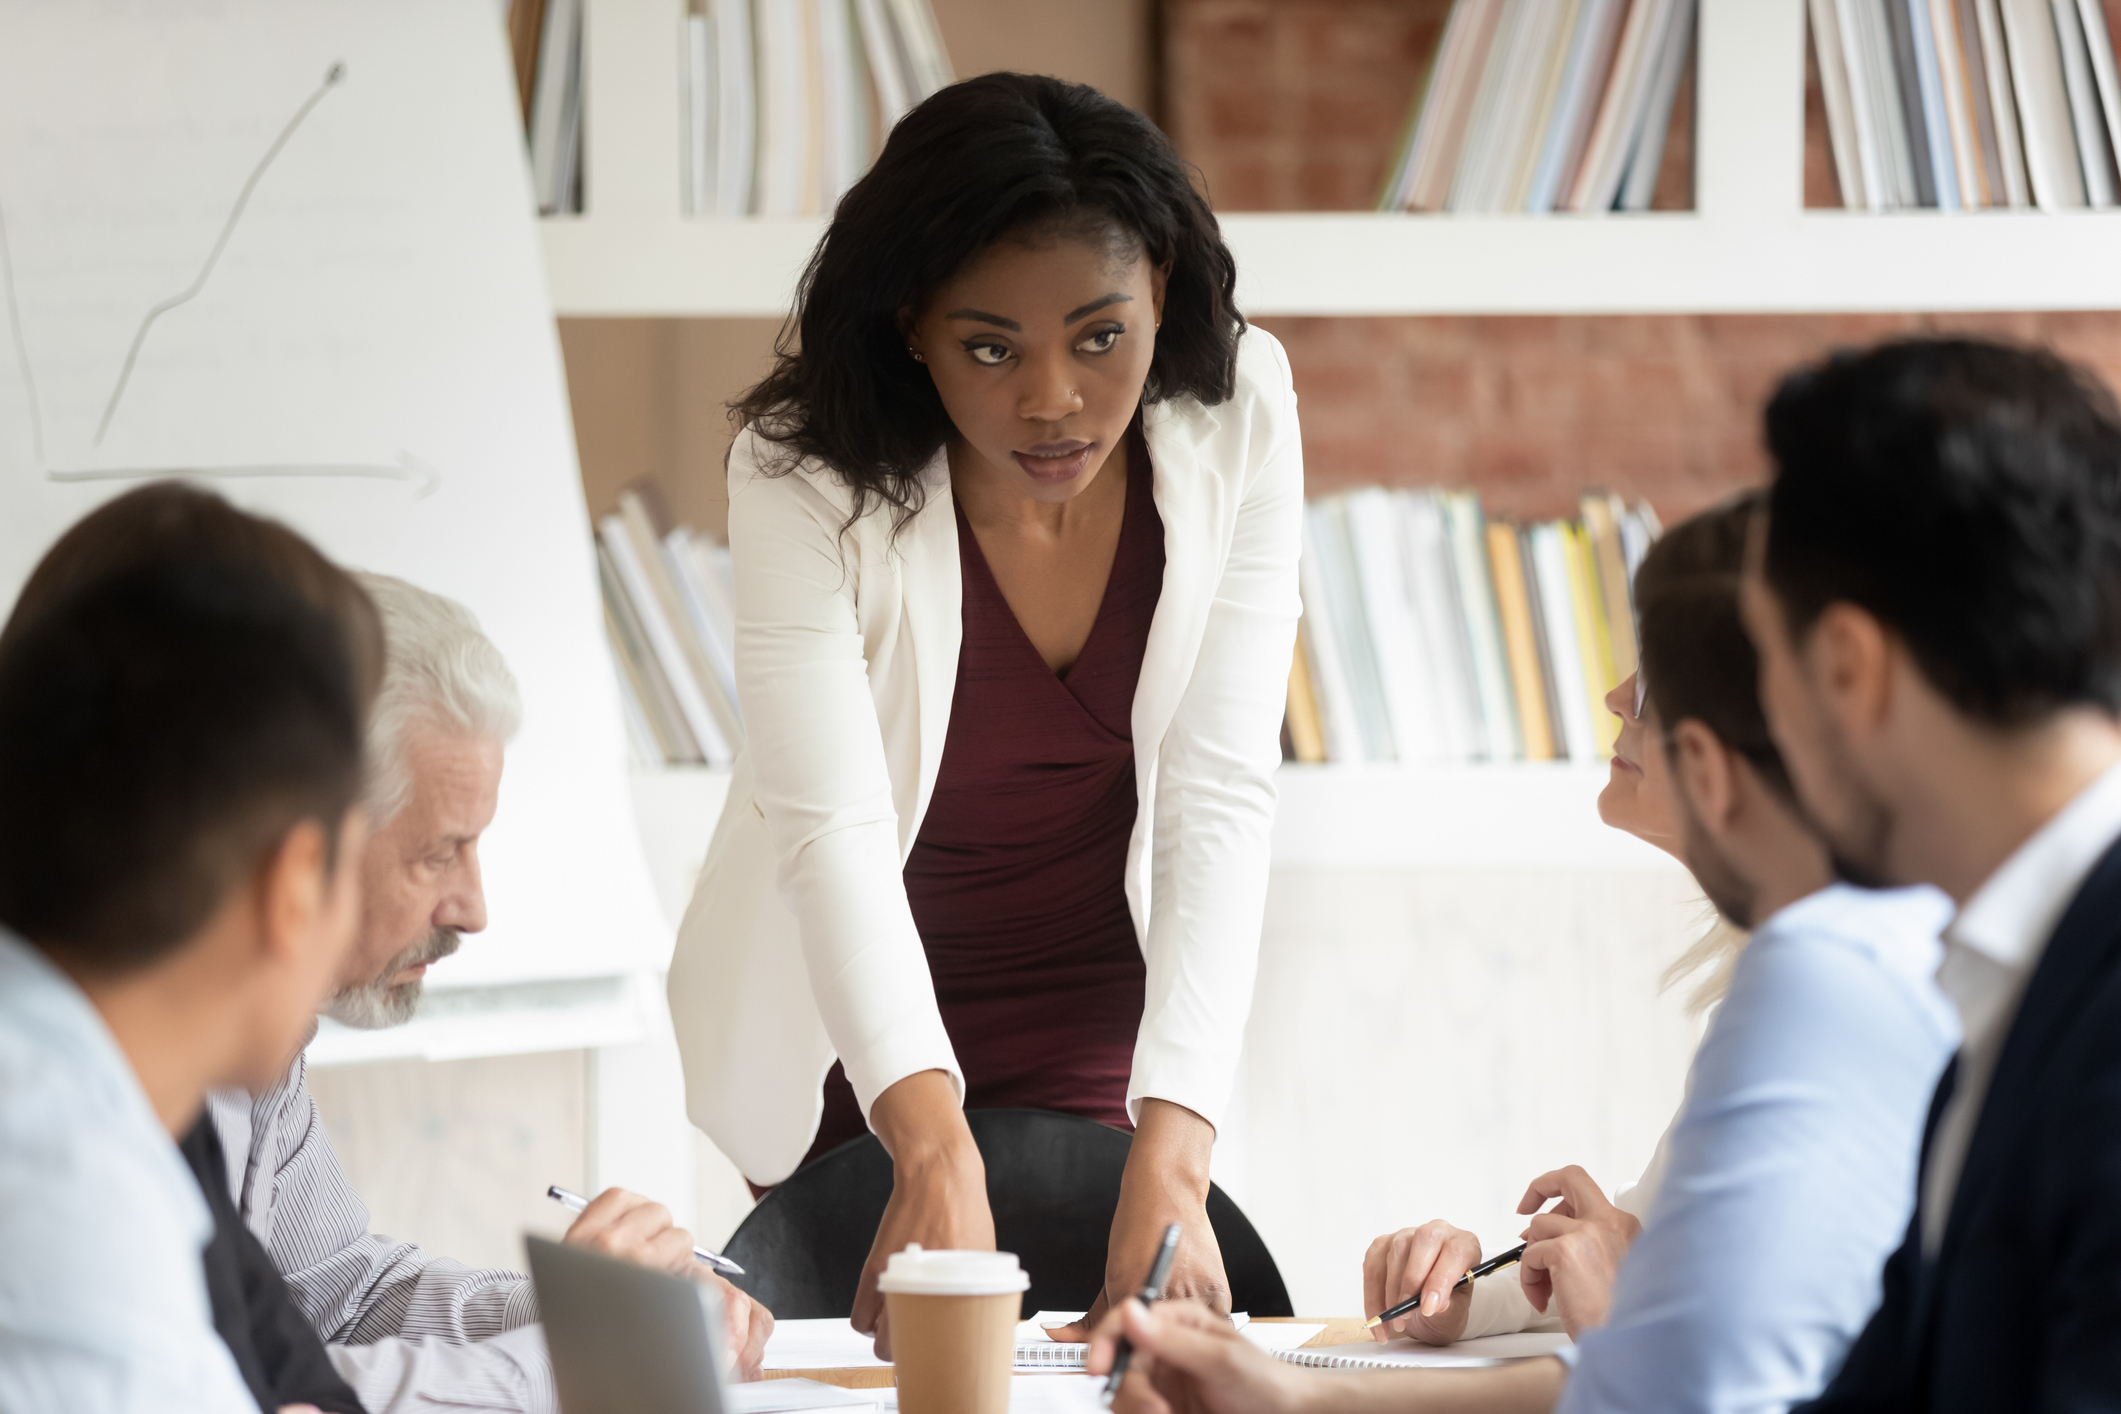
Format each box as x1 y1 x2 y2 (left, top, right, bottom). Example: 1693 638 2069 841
1088 1299 1308 1414
1052 1099 1228 1342
1361 1219 1482 1345
853 1069 996 1360
1515 1165 1639 1340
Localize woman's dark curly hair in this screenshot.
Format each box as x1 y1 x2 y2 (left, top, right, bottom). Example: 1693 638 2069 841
733 72 1245 527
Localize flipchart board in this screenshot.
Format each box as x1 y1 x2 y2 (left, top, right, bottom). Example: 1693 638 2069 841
0 0 671 990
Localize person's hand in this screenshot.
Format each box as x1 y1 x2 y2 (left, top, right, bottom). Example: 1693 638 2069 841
1086 1299 1310 1414
853 1070 995 1359
1053 1100 1228 1343
693 1270 774 1380
562 1188 697 1275
1515 1165 1640 1339
1360 1219 1482 1345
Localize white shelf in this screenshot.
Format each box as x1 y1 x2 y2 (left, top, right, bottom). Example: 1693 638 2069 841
544 207 2121 317
539 0 2121 319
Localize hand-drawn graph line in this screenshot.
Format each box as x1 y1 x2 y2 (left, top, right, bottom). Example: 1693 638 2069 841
0 60 439 499
0 201 43 467
95 60 345 445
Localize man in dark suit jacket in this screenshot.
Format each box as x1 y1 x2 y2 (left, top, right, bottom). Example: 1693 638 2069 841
1742 337 2121 1411
182 1119 367 1414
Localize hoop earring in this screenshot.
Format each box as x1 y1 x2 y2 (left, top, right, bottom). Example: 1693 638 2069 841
908 347 926 362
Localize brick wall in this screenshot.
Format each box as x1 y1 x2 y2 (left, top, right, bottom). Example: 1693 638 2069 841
1258 311 2121 521
1165 1 2121 522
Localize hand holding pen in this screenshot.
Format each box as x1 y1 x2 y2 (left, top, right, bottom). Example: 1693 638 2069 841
546 1185 745 1276
1100 1222 1182 1408
1361 1219 1494 1343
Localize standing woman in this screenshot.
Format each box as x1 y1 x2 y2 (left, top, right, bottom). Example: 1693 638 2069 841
667 73 1302 1351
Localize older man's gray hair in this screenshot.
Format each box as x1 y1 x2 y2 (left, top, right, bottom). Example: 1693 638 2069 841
357 572 522 824
326 575 520 1030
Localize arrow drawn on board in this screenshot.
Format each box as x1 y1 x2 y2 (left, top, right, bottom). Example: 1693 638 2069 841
94 60 347 445
44 450 441 499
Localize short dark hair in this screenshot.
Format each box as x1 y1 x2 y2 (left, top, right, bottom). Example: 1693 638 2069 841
1763 337 2121 725
0 522 376 974
1637 490 1795 802
735 72 1244 526
0 482 383 704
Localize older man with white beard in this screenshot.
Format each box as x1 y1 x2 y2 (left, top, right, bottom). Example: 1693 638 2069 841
208 572 771 1414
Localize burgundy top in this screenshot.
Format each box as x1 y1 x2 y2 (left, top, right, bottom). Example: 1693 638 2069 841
801 429 1165 1168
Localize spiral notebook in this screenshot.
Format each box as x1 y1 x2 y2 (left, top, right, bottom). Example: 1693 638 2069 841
1271 1331 1572 1369
1013 1313 1330 1371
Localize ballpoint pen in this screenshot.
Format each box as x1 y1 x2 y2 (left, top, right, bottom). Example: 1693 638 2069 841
1364 1243 1526 1330
1101 1223 1182 1409
545 1184 746 1276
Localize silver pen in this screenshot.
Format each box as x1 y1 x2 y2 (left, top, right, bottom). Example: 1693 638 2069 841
545 1184 746 1276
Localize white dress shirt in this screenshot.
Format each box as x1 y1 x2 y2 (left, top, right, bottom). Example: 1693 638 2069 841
209 1054 554 1413
0 929 258 1414
1921 758 2121 1254
668 326 1305 1183
1558 884 1959 1413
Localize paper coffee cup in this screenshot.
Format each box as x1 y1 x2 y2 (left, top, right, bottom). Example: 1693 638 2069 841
879 1247 1030 1414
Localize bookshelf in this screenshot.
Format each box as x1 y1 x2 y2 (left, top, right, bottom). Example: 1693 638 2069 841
543 0 2121 318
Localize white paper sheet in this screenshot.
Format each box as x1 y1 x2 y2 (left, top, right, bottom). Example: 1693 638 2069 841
1276 1330 1572 1368
1238 1322 1327 1352
726 1378 886 1413
870 1378 1108 1414
0 0 666 990
762 1318 894 1371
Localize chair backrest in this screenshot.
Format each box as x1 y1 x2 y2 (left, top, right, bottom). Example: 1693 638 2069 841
720 1108 1292 1320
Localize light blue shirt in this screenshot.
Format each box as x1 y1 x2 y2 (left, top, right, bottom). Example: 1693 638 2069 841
0 930 257 1414
1556 884 1960 1414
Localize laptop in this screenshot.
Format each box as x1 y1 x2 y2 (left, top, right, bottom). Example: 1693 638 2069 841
527 1235 730 1414
526 1237 882 1414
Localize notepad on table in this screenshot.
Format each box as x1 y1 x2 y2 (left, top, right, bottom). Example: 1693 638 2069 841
1010 1312 1319 1371
1273 1331 1572 1369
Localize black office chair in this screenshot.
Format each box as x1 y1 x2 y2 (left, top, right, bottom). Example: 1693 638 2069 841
720 1108 1293 1320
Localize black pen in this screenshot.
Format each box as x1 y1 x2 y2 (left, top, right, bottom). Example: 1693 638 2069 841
1100 1223 1182 1409
1364 1243 1526 1331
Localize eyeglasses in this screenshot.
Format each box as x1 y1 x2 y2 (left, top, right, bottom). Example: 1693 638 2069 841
1634 669 1648 720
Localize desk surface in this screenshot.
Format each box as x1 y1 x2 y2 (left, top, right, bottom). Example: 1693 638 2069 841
768 1318 1371 1388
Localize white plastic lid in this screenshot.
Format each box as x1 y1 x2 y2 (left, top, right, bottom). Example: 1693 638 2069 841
875 1246 1030 1296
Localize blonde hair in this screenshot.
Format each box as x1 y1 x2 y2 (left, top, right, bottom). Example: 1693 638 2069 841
1663 906 1750 1017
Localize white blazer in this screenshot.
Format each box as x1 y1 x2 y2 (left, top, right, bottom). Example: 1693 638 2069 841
667 326 1305 1185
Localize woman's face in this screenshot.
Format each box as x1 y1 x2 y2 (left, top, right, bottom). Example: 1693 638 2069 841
902 226 1168 504
1599 671 1685 860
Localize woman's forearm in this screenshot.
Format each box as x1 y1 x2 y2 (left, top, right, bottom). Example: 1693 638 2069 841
868 1069 979 1169
1125 1098 1215 1197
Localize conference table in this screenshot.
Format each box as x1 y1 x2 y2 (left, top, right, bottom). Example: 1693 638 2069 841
766 1318 1371 1389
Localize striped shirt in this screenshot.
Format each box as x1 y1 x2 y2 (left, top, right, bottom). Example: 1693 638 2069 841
208 1052 558 1414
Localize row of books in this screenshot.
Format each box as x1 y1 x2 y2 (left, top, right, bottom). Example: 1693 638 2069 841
1380 0 1698 214
513 0 587 216
682 0 953 217
1812 0 2121 211
1287 490 1661 766
595 490 745 767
